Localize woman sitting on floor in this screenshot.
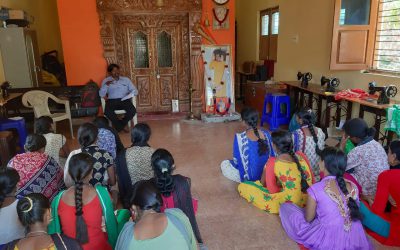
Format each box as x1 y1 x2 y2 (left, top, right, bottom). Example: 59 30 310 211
125 123 155 185
4 193 81 249
293 108 325 181
280 147 372 250
340 118 389 200
360 140 400 246
36 116 70 165
8 134 64 200
151 148 204 247
49 153 122 250
115 123 155 200
0 168 25 246
64 123 116 189
238 130 314 213
116 180 197 250
221 107 274 182
93 116 124 159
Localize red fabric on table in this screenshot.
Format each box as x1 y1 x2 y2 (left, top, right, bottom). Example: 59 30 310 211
334 89 369 101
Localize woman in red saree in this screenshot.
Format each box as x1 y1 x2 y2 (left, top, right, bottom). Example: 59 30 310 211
8 134 65 201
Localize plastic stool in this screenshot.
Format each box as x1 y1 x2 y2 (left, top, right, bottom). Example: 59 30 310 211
261 94 291 131
0 118 27 153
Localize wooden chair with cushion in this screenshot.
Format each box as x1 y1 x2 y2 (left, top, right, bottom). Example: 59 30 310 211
22 90 74 138
101 96 138 129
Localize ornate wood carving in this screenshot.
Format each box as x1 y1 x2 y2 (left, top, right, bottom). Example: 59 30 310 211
97 0 201 12
96 0 203 114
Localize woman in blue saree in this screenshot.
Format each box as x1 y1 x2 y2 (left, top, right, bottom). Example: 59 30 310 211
221 107 274 182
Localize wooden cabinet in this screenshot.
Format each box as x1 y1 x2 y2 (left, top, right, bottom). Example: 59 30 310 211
243 82 286 113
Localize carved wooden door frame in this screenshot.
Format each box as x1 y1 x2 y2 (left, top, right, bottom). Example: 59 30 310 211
96 0 204 114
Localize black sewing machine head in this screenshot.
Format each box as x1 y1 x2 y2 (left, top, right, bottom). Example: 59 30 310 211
368 81 397 105
320 76 340 92
297 72 312 87
1 81 11 98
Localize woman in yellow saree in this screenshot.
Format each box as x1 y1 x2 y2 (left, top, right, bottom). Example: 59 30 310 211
238 130 315 214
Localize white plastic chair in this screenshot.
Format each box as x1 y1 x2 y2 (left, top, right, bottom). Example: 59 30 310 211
22 90 74 138
101 96 138 129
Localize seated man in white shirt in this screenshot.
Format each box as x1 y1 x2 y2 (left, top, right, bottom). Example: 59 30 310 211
99 64 138 132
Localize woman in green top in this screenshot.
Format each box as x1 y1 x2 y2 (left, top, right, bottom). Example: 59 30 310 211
116 180 197 250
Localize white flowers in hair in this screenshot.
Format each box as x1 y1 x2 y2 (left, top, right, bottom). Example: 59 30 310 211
161 167 168 173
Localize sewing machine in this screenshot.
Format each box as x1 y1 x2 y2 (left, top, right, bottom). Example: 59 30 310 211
320 76 340 92
297 72 312 87
368 81 398 105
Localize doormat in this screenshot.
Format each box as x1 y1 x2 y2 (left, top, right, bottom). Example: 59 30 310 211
201 112 241 123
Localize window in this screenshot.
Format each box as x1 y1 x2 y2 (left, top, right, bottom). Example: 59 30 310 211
259 7 279 61
373 0 400 73
330 0 400 74
271 12 280 35
330 0 378 70
261 14 269 36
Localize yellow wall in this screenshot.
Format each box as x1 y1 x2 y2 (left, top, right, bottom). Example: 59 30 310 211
236 0 400 106
0 0 63 82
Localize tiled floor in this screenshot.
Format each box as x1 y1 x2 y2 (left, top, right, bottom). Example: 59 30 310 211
62 118 392 250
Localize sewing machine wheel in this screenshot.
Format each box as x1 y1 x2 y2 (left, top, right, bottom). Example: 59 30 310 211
305 72 313 81
330 78 340 87
386 85 398 98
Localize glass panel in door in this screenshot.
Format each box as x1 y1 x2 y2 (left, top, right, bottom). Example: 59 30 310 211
133 31 150 68
157 31 173 68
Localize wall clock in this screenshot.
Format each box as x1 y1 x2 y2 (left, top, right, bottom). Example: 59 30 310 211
213 0 229 5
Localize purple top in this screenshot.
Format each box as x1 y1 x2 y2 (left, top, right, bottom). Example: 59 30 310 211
280 176 372 250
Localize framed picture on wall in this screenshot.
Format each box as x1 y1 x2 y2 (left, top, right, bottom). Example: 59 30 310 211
202 45 234 114
212 6 230 30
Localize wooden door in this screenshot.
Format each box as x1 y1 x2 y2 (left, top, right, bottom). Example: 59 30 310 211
115 14 188 113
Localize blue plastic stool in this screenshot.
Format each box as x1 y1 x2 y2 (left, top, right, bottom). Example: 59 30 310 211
261 94 291 131
0 118 27 153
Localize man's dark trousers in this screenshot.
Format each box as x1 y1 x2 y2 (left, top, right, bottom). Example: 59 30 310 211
105 98 136 132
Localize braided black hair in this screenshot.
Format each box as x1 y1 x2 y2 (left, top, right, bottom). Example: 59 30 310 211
321 147 363 221
68 153 94 244
297 108 321 156
272 130 309 193
241 107 269 155
0 168 20 208
152 149 175 197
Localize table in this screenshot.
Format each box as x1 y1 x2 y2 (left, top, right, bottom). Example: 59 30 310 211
282 81 349 128
342 97 398 144
0 93 23 118
282 81 397 145
243 82 286 113
236 71 255 100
